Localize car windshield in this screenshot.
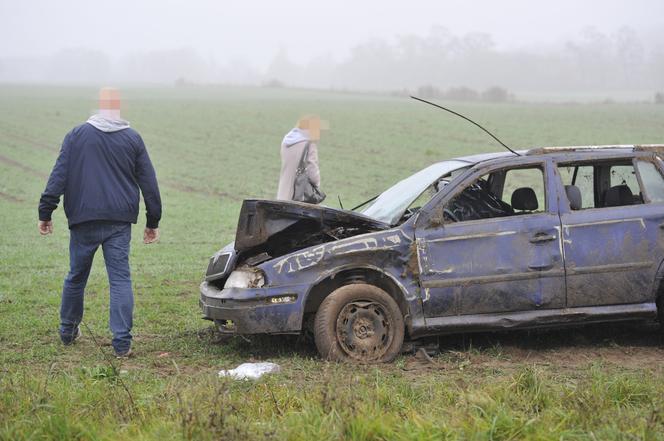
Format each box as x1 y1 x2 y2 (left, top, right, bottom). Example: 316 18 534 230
360 160 471 225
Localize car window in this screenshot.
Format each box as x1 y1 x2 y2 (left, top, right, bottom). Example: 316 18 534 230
443 166 545 223
503 168 546 211
403 168 467 220
610 164 640 197
557 165 595 209
636 160 664 203
557 160 644 209
361 161 470 225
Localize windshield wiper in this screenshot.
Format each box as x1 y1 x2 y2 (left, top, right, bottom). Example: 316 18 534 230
351 194 380 211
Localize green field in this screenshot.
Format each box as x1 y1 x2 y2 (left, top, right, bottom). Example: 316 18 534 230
1 85 664 440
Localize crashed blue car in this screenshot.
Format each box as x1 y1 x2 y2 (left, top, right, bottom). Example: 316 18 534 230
200 145 664 362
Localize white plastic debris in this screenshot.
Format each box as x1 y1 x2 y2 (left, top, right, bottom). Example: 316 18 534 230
218 362 281 380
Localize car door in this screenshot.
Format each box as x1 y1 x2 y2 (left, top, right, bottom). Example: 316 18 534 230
414 158 566 319
557 155 664 308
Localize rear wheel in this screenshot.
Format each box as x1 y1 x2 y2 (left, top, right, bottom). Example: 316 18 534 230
314 284 404 363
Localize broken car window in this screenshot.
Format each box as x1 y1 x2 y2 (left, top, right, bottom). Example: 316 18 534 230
443 166 545 223
361 161 470 225
610 165 641 199
402 168 469 221
557 165 595 209
557 160 644 209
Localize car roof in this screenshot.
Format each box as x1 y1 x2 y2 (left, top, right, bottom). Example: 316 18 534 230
450 144 664 165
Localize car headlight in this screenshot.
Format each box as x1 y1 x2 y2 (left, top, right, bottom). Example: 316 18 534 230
224 268 266 289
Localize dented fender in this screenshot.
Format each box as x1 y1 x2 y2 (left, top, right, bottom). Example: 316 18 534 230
250 225 427 331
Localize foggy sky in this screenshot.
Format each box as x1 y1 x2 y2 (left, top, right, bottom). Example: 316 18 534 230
1 0 664 99
2 0 662 66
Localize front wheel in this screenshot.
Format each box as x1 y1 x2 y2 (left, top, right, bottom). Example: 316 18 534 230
314 284 405 363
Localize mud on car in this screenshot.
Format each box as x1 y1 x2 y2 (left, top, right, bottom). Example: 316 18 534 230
200 145 664 362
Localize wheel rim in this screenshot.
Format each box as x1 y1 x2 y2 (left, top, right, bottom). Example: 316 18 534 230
336 300 394 361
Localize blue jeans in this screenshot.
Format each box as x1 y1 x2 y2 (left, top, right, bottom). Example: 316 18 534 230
59 221 133 354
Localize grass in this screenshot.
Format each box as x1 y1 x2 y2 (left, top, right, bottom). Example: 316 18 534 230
1 84 664 440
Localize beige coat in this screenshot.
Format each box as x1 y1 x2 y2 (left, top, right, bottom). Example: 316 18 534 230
276 140 321 200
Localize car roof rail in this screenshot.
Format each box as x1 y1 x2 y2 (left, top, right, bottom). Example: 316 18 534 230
525 145 648 155
633 144 664 154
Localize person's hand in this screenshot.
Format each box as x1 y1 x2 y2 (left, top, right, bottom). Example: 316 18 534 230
143 228 159 244
38 220 53 235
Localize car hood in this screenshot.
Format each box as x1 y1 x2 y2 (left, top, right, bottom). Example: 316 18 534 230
234 199 389 257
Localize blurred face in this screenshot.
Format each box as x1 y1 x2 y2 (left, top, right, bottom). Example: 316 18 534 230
98 87 121 117
297 116 321 141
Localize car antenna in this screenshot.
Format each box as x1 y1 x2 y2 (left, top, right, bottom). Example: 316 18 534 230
410 96 520 156
338 194 344 210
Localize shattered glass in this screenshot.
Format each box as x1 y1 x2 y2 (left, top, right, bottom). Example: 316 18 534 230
444 178 514 222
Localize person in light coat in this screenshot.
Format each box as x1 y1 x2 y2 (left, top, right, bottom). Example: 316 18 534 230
276 116 322 201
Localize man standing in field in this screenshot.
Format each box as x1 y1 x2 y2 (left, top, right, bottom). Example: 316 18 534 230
38 87 161 358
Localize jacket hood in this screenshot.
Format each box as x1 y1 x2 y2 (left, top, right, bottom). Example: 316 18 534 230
86 114 131 132
282 127 310 147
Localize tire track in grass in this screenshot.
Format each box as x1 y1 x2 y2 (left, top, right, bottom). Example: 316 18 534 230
161 181 243 202
0 149 241 202
0 154 47 179
0 129 58 153
1 131 244 201
0 191 24 203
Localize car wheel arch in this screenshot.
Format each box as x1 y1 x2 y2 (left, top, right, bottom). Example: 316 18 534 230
302 266 413 336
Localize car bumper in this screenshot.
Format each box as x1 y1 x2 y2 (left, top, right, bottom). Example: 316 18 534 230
199 281 308 334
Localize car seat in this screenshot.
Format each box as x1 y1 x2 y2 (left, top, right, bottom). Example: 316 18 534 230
604 185 633 207
511 187 538 213
564 185 582 210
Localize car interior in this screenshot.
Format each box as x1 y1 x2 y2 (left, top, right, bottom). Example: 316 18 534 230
557 160 644 210
443 167 545 222
403 158 661 225
440 160 650 223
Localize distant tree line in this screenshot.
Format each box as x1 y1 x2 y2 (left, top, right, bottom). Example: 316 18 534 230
1 26 663 101
403 85 514 102
264 26 664 98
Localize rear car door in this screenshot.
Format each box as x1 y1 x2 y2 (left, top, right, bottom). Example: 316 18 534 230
556 154 664 307
414 158 566 319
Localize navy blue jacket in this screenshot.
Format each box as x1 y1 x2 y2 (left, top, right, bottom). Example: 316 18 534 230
39 123 162 228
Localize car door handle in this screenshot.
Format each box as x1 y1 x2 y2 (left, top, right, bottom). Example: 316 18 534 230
529 233 557 243
528 263 553 271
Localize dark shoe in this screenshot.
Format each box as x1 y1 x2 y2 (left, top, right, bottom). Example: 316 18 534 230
115 348 132 359
61 327 82 346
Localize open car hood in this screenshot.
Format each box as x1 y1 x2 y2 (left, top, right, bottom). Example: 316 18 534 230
235 199 389 258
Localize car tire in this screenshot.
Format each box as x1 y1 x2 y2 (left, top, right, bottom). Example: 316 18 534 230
314 283 405 363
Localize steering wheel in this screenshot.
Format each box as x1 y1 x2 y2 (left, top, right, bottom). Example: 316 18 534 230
443 208 459 222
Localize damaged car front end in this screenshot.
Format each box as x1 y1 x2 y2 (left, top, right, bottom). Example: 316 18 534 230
200 199 395 334
200 160 470 360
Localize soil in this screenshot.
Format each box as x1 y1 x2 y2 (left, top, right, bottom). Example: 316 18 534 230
401 322 664 373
